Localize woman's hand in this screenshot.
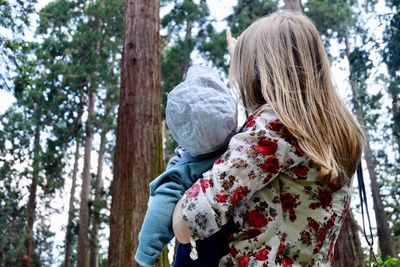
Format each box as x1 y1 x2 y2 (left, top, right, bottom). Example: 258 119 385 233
172 198 192 244
226 30 237 58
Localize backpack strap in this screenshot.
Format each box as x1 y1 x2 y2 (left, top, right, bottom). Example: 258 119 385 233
357 162 378 266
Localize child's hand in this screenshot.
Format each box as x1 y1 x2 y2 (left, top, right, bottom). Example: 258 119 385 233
172 198 192 244
226 30 237 58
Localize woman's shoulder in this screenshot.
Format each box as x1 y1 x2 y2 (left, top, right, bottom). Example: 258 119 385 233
241 104 301 149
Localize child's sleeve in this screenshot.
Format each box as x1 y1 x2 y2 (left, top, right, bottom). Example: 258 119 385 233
180 110 306 240
135 177 185 266
135 154 217 266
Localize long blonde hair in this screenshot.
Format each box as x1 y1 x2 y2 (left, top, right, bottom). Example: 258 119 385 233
230 11 365 184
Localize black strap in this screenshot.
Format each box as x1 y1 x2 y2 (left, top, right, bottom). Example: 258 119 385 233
357 163 378 265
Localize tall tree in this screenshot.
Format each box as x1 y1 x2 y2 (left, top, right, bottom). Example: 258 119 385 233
382 0 400 251
36 1 123 265
65 136 81 267
77 78 96 267
0 38 73 265
383 0 400 158
108 0 163 267
346 39 396 258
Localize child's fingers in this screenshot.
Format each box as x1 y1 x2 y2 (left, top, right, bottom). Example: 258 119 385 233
226 29 237 56
226 29 232 40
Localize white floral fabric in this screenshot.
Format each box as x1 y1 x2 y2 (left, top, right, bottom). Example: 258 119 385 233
181 105 352 267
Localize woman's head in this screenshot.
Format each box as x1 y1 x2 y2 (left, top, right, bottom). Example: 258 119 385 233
230 11 365 184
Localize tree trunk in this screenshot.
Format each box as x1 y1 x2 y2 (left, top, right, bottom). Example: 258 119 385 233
344 34 396 258
77 87 96 267
182 18 193 75
108 0 162 266
64 137 81 267
89 129 107 267
283 0 302 12
388 81 400 164
22 118 41 267
333 212 363 267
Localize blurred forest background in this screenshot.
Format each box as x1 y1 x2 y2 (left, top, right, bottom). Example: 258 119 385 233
0 0 399 266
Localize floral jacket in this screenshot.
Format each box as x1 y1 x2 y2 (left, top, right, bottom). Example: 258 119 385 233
180 105 352 267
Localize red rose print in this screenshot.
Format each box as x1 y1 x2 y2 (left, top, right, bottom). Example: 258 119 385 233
318 188 332 209
308 218 320 232
255 139 278 156
294 143 304 156
216 193 229 203
246 115 256 128
254 248 269 261
229 246 238 257
317 228 328 243
282 256 294 267
215 157 224 164
289 210 297 222
237 255 250 267
247 120 256 127
260 157 280 174
277 243 286 255
293 165 309 179
200 179 211 192
247 210 269 228
328 182 342 192
268 119 283 132
328 214 336 228
283 128 297 144
186 184 200 198
232 191 245 207
280 193 298 211
232 185 249 207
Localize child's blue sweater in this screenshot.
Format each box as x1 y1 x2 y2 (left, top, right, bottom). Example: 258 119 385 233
135 150 219 266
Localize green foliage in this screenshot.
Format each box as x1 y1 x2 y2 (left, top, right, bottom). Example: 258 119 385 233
199 0 278 72
375 256 400 267
383 12 400 76
161 0 210 109
1 0 123 265
0 0 37 90
0 171 27 266
305 0 355 42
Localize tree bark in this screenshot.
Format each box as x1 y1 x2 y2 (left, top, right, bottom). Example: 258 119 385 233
283 0 302 12
64 137 80 267
333 212 363 267
182 18 193 75
108 0 162 266
77 87 96 267
89 129 107 267
388 81 400 165
22 117 41 267
344 34 396 258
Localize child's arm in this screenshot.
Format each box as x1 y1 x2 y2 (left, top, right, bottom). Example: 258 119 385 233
135 178 186 266
135 153 218 266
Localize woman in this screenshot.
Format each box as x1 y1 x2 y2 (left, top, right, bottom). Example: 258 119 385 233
173 11 365 266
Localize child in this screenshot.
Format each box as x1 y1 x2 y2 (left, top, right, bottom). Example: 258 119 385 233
173 11 365 266
134 65 238 267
